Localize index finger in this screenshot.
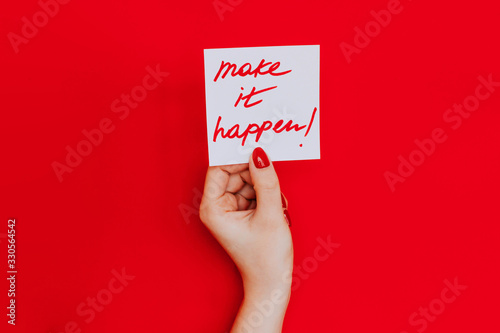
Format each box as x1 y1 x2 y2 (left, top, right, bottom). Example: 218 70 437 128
202 163 249 203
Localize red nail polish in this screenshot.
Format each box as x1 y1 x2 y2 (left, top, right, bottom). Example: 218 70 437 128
284 209 291 227
252 147 270 169
281 193 287 208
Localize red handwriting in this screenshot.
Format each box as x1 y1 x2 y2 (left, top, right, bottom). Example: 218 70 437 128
213 59 292 82
234 86 277 108
304 107 318 137
213 107 318 146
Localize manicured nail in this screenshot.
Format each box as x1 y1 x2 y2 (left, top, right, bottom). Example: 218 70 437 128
252 147 270 169
284 209 291 227
281 193 287 208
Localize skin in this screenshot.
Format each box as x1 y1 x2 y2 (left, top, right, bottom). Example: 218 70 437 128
199 150 293 333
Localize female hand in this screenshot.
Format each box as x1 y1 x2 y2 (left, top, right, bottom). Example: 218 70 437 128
200 147 293 332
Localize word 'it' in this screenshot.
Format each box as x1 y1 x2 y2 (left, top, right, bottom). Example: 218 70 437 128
234 86 277 108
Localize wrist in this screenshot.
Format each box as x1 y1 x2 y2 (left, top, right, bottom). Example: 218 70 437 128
241 266 292 302
242 279 291 313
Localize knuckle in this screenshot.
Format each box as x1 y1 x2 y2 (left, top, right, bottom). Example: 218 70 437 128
199 202 211 224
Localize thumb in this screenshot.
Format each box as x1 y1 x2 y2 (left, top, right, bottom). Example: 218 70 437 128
249 147 282 219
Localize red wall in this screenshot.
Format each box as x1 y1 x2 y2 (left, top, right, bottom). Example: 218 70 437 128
1 0 499 332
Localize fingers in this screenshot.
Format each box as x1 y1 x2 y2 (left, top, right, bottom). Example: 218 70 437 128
249 148 283 221
235 183 256 210
202 164 248 203
200 164 249 228
239 170 253 185
281 192 288 209
226 173 244 193
281 192 291 227
237 183 256 199
235 193 254 210
226 172 255 195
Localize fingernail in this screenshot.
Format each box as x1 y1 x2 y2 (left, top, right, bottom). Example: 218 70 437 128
281 193 287 208
284 209 291 227
252 147 270 169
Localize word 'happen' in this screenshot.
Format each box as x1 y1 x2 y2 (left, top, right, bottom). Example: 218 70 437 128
213 107 318 146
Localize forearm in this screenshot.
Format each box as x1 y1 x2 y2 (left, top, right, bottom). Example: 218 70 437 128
231 283 291 333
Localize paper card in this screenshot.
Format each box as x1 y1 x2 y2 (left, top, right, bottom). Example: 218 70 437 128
204 45 320 166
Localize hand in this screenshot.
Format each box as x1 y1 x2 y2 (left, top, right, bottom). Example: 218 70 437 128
200 147 293 332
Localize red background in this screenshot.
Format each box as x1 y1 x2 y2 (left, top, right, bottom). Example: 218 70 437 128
1 0 499 332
